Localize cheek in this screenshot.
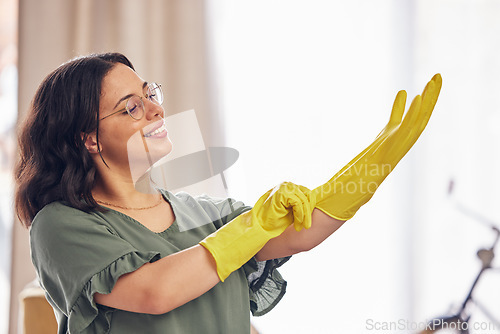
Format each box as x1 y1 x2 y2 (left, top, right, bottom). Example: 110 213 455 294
98 125 140 159
99 123 136 145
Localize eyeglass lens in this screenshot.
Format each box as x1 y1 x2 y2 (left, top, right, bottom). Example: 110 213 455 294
147 83 163 105
124 83 163 120
126 97 144 120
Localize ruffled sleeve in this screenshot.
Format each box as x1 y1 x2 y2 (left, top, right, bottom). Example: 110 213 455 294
68 251 160 333
193 193 291 316
243 256 290 316
30 202 161 333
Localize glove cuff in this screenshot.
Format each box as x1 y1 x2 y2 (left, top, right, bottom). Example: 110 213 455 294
200 210 284 282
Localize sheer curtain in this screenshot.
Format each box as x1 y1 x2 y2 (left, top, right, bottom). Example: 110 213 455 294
207 0 500 333
0 1 18 333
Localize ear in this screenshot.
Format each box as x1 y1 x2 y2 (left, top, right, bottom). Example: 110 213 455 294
81 132 100 154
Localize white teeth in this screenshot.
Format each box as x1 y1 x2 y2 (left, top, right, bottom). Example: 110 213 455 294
144 124 166 137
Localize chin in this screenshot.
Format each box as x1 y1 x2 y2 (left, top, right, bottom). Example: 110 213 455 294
127 133 173 181
149 140 173 164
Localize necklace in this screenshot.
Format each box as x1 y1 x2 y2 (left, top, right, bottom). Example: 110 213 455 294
96 195 164 210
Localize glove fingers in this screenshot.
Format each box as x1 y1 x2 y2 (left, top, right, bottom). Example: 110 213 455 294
287 187 308 229
299 184 315 230
372 90 407 144
292 202 313 231
298 184 316 207
341 92 409 175
296 185 315 230
399 94 422 133
404 75 442 146
279 183 314 231
422 73 442 105
418 74 442 133
400 74 442 147
384 94 422 161
294 208 313 231
389 90 407 125
401 74 441 131
270 182 306 230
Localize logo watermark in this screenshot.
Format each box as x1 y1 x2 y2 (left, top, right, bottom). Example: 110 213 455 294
312 163 393 197
365 318 499 332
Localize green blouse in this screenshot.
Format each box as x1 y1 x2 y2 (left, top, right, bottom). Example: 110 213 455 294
30 190 289 334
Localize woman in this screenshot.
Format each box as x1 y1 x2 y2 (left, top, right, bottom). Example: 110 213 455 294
15 52 441 333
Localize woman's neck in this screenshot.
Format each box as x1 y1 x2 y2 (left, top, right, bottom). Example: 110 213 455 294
92 169 159 207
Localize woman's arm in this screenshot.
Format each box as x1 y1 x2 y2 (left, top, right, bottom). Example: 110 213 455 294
255 208 346 261
94 245 220 314
94 212 343 315
95 183 312 314
94 210 341 314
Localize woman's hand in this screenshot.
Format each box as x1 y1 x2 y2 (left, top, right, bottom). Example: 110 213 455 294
313 74 442 221
200 181 315 281
256 182 316 232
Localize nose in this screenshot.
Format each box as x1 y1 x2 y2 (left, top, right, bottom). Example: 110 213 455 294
144 98 164 120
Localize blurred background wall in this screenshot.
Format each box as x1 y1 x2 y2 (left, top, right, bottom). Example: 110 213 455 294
2 0 500 333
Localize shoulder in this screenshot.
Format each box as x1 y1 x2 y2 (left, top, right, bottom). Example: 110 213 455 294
32 201 102 229
30 201 140 271
34 201 91 220
30 201 113 245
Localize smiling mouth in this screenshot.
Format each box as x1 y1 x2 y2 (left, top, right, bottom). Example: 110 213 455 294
143 120 167 137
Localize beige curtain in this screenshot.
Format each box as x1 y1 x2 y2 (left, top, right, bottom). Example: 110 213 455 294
10 1 220 333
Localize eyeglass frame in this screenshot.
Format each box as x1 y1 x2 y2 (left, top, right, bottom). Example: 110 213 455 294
99 82 163 121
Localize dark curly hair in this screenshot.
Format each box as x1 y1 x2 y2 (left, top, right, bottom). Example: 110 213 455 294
15 52 135 228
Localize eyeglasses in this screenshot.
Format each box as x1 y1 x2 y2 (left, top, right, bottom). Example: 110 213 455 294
99 82 163 121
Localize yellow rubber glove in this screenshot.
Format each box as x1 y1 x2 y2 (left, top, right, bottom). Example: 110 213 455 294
313 73 442 221
200 182 315 282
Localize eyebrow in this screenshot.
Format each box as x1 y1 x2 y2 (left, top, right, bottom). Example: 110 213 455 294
113 81 148 110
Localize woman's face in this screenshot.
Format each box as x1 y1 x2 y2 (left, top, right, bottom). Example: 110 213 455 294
97 63 173 179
